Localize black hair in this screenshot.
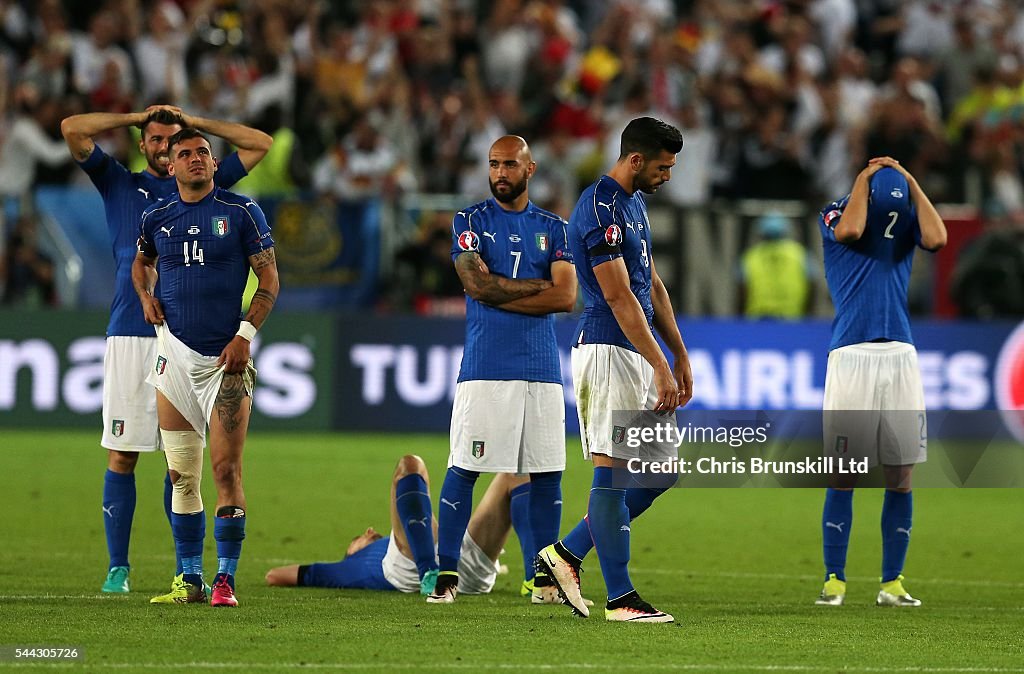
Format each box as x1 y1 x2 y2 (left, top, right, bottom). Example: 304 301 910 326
139 108 185 137
167 127 211 155
618 117 684 160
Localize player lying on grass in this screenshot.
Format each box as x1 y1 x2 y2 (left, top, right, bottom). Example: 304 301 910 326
266 454 588 604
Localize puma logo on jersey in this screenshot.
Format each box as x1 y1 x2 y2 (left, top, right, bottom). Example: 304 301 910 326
160 226 175 236
825 521 845 533
138 188 150 198
597 201 613 211
482 231 497 243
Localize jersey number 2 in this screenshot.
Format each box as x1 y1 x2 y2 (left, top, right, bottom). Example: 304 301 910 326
183 240 205 266
884 211 898 239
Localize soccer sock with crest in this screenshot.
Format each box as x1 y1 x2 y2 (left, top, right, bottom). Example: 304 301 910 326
214 506 246 589
103 469 136 569
509 482 534 582
395 473 438 579
529 471 562 561
436 466 479 575
881 490 913 583
163 472 182 575
822 488 853 581
587 466 633 600
172 510 205 585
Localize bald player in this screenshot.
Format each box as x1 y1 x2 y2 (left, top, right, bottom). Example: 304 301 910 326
426 136 577 604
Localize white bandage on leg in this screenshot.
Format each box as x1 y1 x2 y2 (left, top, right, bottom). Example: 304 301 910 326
161 429 205 514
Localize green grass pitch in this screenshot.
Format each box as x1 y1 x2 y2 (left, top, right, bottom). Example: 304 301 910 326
1 429 1022 673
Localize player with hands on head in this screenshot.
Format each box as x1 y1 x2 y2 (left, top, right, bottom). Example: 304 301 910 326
815 156 946 608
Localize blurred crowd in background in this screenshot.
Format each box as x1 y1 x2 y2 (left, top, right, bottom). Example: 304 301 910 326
1 0 1023 316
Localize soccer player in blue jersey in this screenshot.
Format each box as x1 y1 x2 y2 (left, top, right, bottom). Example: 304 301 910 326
426 135 577 604
537 117 693 623
815 157 947 608
265 455 536 597
132 128 279 607
61 106 271 595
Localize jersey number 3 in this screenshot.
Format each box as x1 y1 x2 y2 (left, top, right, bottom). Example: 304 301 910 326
183 240 205 266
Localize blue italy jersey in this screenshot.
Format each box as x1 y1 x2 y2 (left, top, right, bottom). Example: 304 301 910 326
567 175 654 351
819 167 928 351
450 198 572 383
299 536 395 591
138 187 273 356
76 143 247 338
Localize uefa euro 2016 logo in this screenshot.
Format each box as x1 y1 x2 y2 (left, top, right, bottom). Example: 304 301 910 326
995 322 1024 442
458 230 480 252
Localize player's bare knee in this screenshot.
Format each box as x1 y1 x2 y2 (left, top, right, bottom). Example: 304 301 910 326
108 450 139 473
211 458 243 489
394 454 427 480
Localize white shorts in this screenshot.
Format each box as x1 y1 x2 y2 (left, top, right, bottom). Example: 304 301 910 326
380 530 497 595
146 324 255 436
102 336 160 452
572 344 676 461
449 380 566 473
823 341 927 467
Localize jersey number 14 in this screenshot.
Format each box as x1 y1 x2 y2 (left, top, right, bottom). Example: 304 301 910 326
183 240 205 266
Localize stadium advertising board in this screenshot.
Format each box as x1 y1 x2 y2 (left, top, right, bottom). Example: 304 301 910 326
0 310 332 430
337 316 1018 432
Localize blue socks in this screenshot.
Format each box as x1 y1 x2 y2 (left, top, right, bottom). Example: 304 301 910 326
587 467 633 600
437 466 478 573
171 511 205 585
103 470 136 569
163 472 182 575
822 488 853 581
509 483 534 581
529 472 562 560
561 478 668 563
881 490 913 582
395 474 438 579
214 506 246 588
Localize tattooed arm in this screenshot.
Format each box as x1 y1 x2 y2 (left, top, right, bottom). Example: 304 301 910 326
454 252 551 306
243 247 280 329
61 110 151 162
217 247 280 374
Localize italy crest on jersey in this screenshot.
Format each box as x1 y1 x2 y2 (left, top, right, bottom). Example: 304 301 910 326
536 233 549 251
212 215 230 238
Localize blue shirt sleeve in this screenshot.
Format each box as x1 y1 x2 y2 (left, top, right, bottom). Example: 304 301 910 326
214 152 249 188
450 210 480 262
77 143 129 197
580 192 623 267
241 200 274 256
550 217 573 266
819 195 849 244
137 207 157 258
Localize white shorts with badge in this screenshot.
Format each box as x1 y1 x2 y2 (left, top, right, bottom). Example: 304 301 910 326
380 530 497 594
449 380 566 473
572 343 677 461
102 335 160 452
146 324 255 436
823 341 927 467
